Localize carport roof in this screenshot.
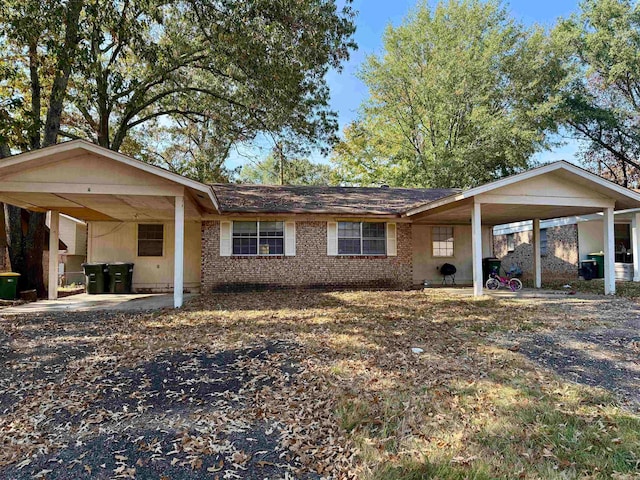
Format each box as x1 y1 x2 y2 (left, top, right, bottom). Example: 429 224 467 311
404 161 640 225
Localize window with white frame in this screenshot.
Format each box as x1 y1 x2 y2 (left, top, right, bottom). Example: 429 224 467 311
338 222 386 255
138 224 164 257
507 233 515 252
232 221 284 255
432 226 454 257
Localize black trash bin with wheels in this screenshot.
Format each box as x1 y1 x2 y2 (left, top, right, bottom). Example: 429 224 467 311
82 263 108 294
482 258 502 283
107 262 134 293
579 260 598 281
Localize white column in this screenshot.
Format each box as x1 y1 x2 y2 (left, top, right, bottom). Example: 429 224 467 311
603 207 615 295
174 195 184 308
533 218 542 289
633 213 640 282
48 211 59 300
471 201 483 297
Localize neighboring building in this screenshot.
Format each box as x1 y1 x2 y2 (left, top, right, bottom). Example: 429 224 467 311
493 211 639 281
46 213 87 285
1 140 640 307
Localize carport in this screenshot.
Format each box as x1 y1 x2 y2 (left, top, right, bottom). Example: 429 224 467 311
0 140 218 307
405 161 640 296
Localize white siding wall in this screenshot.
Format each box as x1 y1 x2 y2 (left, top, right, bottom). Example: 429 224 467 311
578 220 603 260
88 220 201 292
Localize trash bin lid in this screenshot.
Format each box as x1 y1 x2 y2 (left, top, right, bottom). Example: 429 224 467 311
82 263 107 267
0 272 20 277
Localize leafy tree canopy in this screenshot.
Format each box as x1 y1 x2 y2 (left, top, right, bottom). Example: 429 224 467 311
332 0 567 189
238 154 334 186
553 0 640 187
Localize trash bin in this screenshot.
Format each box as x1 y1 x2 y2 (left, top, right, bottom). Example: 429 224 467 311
483 258 502 282
580 260 598 281
107 262 134 294
587 253 605 278
0 272 20 300
82 263 108 294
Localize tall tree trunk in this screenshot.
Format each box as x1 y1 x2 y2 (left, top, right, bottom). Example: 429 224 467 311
42 0 84 147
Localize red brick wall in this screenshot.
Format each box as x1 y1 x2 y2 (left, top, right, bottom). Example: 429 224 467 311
201 221 413 290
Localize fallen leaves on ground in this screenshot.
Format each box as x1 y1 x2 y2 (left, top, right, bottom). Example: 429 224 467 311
0 289 638 479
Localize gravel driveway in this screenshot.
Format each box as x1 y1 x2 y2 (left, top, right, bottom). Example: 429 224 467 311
494 294 640 410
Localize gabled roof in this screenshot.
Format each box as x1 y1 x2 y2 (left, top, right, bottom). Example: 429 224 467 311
0 140 220 213
405 160 640 217
211 184 459 215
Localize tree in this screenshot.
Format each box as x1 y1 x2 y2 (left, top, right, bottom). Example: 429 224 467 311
238 153 334 186
0 0 356 294
333 0 566 189
554 0 640 187
0 0 85 296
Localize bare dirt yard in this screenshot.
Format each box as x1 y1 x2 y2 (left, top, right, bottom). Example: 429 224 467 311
0 289 639 479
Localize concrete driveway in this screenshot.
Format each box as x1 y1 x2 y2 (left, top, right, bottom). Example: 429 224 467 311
0 293 195 315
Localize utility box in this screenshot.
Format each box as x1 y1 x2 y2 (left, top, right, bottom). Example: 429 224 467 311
0 272 20 300
82 263 108 294
107 263 134 294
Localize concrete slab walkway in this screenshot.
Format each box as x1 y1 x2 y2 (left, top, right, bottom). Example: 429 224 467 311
0 293 195 315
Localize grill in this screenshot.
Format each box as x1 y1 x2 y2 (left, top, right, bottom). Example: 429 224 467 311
439 263 457 285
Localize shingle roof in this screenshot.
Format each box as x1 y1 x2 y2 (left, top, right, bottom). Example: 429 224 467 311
211 184 460 215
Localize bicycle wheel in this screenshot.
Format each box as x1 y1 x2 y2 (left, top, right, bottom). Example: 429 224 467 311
486 278 500 290
508 278 523 291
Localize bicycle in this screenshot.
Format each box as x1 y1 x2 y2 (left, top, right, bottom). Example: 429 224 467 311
485 268 523 291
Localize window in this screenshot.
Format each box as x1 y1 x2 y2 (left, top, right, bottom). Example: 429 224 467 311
507 233 515 252
432 226 454 257
540 229 548 256
232 221 284 255
338 222 386 255
138 224 164 257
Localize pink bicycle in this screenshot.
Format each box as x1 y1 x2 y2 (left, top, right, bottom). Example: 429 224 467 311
485 270 522 291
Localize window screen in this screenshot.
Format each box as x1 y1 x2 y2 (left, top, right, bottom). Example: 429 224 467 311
338 222 385 255
138 224 164 257
232 221 283 255
432 226 454 257
540 229 548 256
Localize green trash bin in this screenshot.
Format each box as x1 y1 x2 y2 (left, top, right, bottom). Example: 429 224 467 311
82 263 108 294
0 272 20 300
587 253 605 279
483 258 502 282
107 262 134 294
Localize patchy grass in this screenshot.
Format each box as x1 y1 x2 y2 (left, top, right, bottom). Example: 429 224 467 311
525 277 640 298
1 289 639 479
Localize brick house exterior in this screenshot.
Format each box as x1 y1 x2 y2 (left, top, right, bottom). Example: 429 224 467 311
493 224 579 281
202 220 413 290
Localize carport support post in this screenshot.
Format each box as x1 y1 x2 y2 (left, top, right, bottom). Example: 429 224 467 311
604 207 616 295
471 201 483 297
533 218 542 288
633 213 640 282
48 211 59 300
174 195 184 308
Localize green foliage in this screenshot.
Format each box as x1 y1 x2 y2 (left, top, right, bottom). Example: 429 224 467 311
238 154 334 185
553 0 640 187
333 0 566 189
0 0 356 162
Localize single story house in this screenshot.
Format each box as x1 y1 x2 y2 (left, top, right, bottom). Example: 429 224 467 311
1 140 640 307
494 208 640 282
